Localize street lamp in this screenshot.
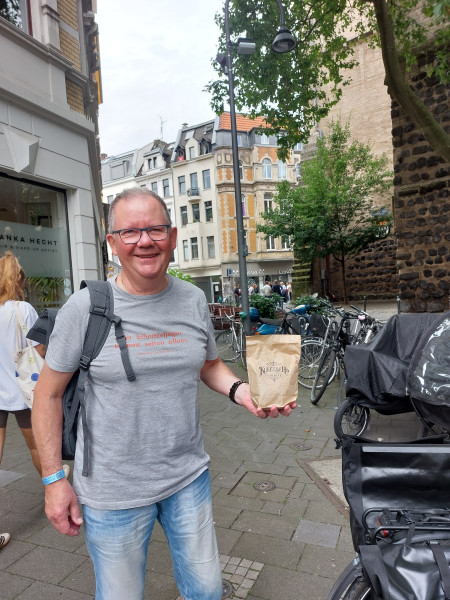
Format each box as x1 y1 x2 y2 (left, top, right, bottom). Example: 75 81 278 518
217 0 296 334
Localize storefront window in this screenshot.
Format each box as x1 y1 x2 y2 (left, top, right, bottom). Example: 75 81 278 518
0 174 72 311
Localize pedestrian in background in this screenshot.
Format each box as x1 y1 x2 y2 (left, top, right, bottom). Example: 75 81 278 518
263 280 272 296
0 252 45 476
234 285 241 306
32 188 296 600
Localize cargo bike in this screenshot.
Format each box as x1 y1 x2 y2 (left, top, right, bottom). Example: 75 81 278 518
328 310 450 600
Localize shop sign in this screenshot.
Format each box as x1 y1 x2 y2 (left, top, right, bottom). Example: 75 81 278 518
0 221 69 277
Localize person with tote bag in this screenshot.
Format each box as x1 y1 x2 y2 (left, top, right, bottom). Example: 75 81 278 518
0 251 46 475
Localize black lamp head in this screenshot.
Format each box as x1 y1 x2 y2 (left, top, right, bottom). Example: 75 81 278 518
272 26 297 53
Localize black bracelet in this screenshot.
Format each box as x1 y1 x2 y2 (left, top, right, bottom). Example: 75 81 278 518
229 380 246 404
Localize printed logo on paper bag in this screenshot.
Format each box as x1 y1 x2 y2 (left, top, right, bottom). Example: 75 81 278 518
259 360 289 382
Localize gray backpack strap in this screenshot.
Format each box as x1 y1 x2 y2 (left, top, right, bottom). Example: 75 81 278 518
111 315 136 381
78 280 136 476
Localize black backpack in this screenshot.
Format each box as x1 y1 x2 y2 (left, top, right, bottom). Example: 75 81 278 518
27 280 136 477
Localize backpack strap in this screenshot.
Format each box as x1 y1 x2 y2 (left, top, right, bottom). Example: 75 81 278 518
111 315 136 382
78 280 136 476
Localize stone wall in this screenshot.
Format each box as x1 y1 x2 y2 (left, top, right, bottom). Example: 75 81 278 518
316 237 399 302
391 55 450 313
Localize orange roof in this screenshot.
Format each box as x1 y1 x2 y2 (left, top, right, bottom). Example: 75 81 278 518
219 112 267 132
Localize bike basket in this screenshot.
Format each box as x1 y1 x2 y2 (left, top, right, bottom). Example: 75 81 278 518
286 313 304 335
308 314 329 338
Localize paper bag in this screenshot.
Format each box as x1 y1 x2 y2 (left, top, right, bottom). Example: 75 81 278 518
246 335 301 409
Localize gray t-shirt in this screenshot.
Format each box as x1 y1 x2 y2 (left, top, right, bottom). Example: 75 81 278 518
45 276 218 510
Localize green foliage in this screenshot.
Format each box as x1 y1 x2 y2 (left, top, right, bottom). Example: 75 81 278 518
249 293 281 318
27 276 63 305
257 119 393 302
292 295 331 314
0 0 21 26
207 0 450 162
167 267 196 285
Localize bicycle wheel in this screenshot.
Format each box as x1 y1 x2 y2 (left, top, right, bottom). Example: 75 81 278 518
338 580 372 600
327 561 372 600
215 330 238 362
334 398 370 438
298 339 326 389
310 348 336 404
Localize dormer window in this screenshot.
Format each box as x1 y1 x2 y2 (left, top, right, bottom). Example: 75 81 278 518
200 141 212 155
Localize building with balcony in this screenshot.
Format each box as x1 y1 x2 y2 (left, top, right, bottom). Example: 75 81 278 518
171 120 222 302
101 139 178 275
100 114 298 302
0 0 104 310
214 113 297 298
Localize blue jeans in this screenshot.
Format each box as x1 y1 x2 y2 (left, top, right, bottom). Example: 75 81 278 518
83 470 222 600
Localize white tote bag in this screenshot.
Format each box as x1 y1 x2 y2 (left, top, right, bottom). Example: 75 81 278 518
14 303 44 408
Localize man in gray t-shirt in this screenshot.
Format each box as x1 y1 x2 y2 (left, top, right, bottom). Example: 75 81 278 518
32 188 296 600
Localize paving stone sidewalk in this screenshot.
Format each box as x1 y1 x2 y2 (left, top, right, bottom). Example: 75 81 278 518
0 301 422 600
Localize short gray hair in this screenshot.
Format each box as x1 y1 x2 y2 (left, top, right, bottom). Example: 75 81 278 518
108 188 172 233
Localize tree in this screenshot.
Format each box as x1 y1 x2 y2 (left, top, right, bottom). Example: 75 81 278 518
0 0 21 27
257 120 393 303
167 267 197 285
207 0 450 162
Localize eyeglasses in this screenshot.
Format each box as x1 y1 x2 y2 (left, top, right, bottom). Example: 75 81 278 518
112 225 171 244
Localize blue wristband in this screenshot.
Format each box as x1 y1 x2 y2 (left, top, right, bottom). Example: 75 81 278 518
42 469 66 485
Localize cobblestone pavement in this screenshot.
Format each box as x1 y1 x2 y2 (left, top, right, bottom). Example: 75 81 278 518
0 301 423 600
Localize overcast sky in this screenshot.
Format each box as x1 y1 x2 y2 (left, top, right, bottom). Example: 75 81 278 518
96 0 224 157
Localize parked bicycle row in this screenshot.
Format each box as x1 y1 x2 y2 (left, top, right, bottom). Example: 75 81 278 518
209 295 386 421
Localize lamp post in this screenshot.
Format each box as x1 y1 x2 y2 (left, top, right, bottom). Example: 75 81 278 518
218 0 296 334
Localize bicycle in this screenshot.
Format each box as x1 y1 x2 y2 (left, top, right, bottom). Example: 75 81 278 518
297 313 340 389
310 308 365 406
333 307 385 437
215 313 247 368
311 304 385 408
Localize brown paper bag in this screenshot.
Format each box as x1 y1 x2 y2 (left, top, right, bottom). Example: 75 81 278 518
246 335 301 409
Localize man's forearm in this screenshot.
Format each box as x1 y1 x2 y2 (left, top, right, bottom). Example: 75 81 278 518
32 364 72 476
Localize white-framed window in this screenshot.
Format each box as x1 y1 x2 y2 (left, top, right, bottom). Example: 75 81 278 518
262 158 272 179
202 169 211 189
178 175 186 195
190 172 198 193
294 142 303 151
281 235 291 249
237 134 242 146
183 240 189 261
278 160 287 179
111 163 125 179
260 133 270 145
163 179 170 197
205 201 213 222
191 237 199 259
242 195 248 218
151 182 158 194
264 193 272 213
207 236 215 258
266 236 276 250
180 206 188 226
189 146 195 160
239 161 243 180
192 203 200 222
295 162 302 179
